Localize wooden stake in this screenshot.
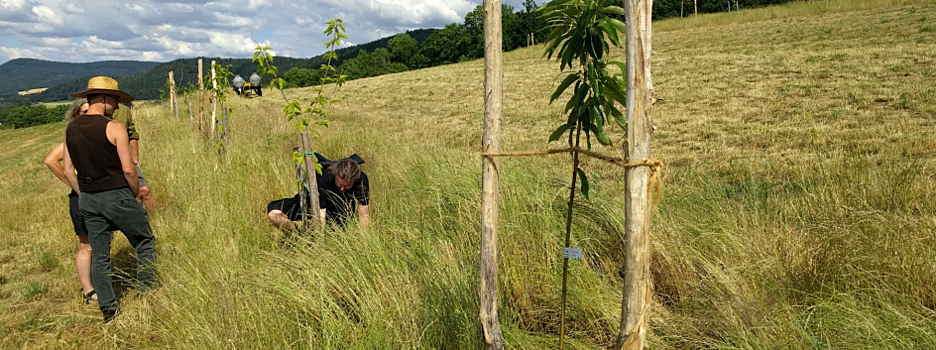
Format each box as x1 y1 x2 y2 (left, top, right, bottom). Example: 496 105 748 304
211 60 217 138
616 0 654 349
480 0 505 348
198 59 204 134
198 91 206 135
188 98 194 123
168 71 178 119
300 132 320 232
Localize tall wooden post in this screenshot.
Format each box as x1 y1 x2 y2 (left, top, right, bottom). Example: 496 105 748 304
480 0 505 348
168 71 178 119
211 60 217 137
616 0 654 349
198 59 205 134
300 132 320 232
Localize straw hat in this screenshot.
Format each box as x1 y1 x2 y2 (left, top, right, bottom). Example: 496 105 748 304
70 76 134 103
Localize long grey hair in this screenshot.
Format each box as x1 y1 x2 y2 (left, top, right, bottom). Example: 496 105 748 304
64 98 88 121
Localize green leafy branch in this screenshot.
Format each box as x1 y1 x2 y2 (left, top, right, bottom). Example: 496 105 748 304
283 18 349 136
540 0 627 198
210 63 235 104
252 43 288 93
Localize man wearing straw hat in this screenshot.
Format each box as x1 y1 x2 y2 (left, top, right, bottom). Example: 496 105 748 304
62 76 157 323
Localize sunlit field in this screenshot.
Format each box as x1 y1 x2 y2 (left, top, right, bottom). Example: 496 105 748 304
1 0 934 348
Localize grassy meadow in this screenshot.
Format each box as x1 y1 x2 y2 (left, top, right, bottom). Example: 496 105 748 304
1 0 935 348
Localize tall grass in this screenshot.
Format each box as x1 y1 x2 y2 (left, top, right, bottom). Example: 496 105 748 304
1 0 935 348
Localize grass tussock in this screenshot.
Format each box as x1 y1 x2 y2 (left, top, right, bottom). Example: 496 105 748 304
1 0 935 348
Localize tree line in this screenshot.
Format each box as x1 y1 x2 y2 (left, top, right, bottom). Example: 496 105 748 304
284 0 548 87
283 0 815 87
0 103 69 129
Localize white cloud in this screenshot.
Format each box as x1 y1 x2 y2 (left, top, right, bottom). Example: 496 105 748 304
0 0 528 64
33 5 63 26
0 45 38 60
59 3 84 14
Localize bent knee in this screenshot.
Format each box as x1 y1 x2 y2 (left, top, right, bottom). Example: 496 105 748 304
78 242 93 254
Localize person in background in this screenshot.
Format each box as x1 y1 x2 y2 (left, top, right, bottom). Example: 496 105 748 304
62 76 157 323
267 155 370 233
112 105 156 209
44 98 97 304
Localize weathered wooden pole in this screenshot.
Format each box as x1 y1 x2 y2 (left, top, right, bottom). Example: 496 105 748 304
480 0 505 348
211 60 217 137
188 99 194 123
198 59 205 134
168 71 178 119
616 0 654 349
300 132 320 232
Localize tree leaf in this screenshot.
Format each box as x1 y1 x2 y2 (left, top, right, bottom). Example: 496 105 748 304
541 0 575 9
603 78 627 106
608 60 626 75
607 102 626 130
590 121 612 146
576 167 589 199
606 18 627 35
603 5 625 16
598 19 622 48
551 73 580 103
549 123 576 142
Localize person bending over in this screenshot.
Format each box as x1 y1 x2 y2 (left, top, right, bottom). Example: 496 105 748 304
267 156 370 232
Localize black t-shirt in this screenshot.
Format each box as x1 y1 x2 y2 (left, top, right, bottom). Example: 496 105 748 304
316 170 369 225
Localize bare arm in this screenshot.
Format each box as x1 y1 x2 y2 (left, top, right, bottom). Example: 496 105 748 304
107 121 140 197
358 205 369 229
44 143 70 186
129 139 140 166
62 139 80 194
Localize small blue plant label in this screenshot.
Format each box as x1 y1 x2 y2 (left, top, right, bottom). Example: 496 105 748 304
563 247 582 260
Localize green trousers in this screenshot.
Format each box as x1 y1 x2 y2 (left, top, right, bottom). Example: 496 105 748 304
79 187 157 314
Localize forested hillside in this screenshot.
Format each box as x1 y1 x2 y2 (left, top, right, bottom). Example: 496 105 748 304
0 59 158 98
19 29 437 103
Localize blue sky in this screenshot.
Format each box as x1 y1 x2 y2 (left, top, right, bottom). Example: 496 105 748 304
0 0 526 64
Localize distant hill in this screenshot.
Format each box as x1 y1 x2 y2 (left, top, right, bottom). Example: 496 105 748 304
5 29 437 103
0 58 159 98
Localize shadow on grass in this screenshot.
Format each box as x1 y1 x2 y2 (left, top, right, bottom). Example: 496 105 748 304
111 244 137 299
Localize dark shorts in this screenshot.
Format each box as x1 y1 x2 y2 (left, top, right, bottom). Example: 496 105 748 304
135 165 147 188
267 194 303 221
68 193 88 236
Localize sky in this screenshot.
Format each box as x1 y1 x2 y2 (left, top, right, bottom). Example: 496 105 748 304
0 0 526 65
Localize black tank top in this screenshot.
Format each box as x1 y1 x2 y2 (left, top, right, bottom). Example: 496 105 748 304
65 115 128 193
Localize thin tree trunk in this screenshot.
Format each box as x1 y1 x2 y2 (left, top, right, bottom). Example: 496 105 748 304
480 0 505 348
616 0 654 349
559 123 582 350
